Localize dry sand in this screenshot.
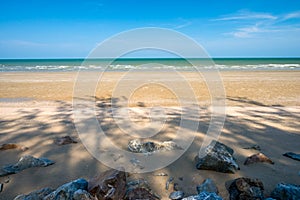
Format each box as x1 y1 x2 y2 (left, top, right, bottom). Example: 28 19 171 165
0 71 299 106
0 71 300 199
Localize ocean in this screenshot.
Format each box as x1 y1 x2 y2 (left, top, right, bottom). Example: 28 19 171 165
0 58 300 72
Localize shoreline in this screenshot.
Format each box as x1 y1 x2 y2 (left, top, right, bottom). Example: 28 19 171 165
1 69 298 74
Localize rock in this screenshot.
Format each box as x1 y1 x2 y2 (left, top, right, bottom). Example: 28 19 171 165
196 178 218 194
88 168 126 200
166 177 174 190
243 144 261 151
0 143 28 151
14 187 54 200
14 180 89 200
195 140 239 173
169 191 184 199
44 178 88 200
4 177 10 183
73 189 94 200
154 172 168 176
283 152 300 161
229 177 264 200
126 188 158 200
173 183 180 191
128 139 183 153
182 192 223 200
0 155 54 177
126 179 153 193
0 183 3 193
125 179 160 200
128 140 155 153
244 153 274 165
54 136 77 145
271 183 300 200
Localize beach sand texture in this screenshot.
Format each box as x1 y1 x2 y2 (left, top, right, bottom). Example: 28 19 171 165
0 71 300 199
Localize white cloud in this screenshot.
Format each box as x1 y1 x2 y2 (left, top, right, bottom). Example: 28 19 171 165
213 10 277 21
0 40 47 47
214 10 300 38
282 11 300 21
232 31 250 38
174 21 192 29
0 40 81 49
173 18 192 29
232 26 260 38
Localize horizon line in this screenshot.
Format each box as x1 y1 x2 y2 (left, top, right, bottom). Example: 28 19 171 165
1 56 300 60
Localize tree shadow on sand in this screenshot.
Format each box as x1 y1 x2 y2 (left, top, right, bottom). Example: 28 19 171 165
0 96 299 199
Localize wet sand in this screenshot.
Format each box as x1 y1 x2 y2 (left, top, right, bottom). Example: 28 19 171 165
0 71 300 199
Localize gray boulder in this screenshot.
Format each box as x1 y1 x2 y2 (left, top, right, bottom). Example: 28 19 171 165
195 140 239 173
271 183 300 200
0 155 54 176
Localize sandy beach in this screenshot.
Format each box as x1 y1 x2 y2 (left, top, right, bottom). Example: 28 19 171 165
0 71 300 199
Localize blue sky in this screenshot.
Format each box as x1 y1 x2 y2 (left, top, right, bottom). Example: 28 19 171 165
0 0 300 58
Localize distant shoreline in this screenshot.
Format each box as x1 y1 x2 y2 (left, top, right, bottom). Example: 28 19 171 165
1 58 300 72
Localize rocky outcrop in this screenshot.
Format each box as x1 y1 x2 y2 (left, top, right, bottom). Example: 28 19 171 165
195 140 239 173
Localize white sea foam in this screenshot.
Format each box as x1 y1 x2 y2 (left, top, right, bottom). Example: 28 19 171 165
1 63 300 72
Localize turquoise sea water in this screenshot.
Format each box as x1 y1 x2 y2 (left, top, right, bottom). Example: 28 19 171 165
0 58 300 72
